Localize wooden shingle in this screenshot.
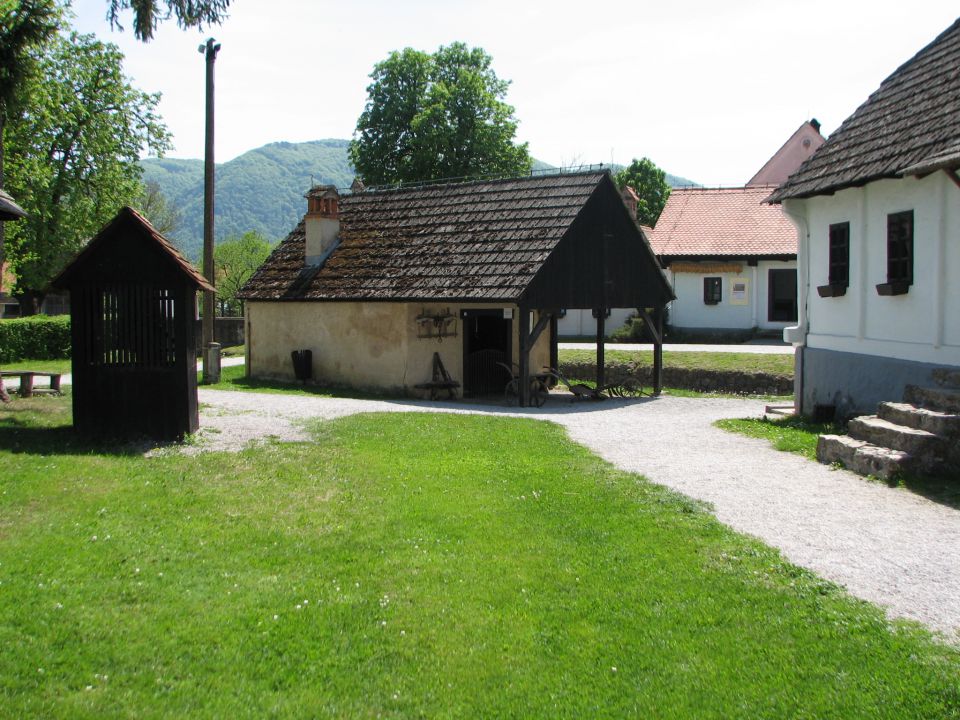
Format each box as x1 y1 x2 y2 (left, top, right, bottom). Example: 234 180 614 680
769 18 960 202
240 171 608 303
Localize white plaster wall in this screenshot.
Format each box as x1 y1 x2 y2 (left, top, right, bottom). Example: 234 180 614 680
556 308 634 337
793 172 960 366
666 260 797 331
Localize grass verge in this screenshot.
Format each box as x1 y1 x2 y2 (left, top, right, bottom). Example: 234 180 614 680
558 349 794 376
1 396 958 717
0 358 72 374
714 415 842 460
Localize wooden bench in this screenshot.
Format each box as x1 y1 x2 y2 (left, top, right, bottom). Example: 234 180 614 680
0 371 63 398
414 352 460 400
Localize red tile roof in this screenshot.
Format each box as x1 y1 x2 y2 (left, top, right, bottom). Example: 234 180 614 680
649 186 796 258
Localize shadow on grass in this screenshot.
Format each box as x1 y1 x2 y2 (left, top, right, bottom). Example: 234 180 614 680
0 395 161 457
876 472 960 512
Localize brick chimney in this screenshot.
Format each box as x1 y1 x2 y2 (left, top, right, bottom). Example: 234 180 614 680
304 185 340 266
621 185 639 220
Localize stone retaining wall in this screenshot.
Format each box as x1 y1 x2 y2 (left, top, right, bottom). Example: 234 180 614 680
558 360 794 396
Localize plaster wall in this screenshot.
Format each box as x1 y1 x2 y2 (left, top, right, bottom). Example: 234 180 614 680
795 173 960 367
556 308 634 337
800 346 957 419
246 301 552 397
666 260 797 331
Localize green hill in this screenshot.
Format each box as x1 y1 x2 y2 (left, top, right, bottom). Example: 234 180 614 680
141 140 696 259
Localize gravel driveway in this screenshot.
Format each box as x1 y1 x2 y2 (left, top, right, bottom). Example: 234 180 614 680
195 388 960 641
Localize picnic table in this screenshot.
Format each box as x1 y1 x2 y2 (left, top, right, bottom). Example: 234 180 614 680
0 371 63 398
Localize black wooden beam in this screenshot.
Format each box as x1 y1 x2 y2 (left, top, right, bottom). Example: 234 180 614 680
527 310 552 350
637 307 661 345
549 313 559 376
518 303 530 406
653 306 664 396
596 308 605 391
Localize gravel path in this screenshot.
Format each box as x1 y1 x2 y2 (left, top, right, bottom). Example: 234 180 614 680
195 388 960 641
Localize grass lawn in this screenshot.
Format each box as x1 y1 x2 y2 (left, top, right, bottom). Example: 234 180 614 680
714 415 841 461
2 395 958 717
558 349 794 377
199 364 380 398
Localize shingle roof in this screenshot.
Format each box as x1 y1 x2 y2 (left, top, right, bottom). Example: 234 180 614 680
0 189 26 221
648 186 796 258
240 171 610 302
51 206 214 291
769 17 960 202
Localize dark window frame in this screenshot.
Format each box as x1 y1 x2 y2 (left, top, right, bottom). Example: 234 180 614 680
818 222 850 298
703 276 722 305
877 210 913 296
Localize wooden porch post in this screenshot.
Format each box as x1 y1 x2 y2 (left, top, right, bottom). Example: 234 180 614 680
549 312 559 374
653 305 664 395
596 307 605 391
518 303 530 406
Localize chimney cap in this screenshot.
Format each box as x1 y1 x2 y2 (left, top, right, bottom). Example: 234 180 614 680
305 184 339 200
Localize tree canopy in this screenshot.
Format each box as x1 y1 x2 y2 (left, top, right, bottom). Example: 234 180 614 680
3 31 171 313
214 231 272 315
107 0 231 41
614 157 671 227
349 42 532 186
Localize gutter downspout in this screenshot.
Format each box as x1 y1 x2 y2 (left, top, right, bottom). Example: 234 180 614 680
780 199 809 415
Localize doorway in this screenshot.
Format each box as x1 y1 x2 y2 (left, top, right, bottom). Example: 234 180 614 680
768 269 798 322
462 310 512 396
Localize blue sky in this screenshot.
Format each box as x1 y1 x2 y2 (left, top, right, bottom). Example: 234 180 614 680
71 0 958 186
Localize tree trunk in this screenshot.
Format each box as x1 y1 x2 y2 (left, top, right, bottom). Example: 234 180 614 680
17 289 43 316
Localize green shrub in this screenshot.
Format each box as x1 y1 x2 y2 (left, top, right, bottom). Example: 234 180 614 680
0 315 71 362
609 313 646 342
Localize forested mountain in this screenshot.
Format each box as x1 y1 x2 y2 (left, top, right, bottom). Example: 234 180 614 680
141 139 695 259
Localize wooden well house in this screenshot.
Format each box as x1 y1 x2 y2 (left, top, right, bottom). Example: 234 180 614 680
51 207 214 440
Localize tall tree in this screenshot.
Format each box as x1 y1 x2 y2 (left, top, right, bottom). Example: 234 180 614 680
106 0 231 41
135 179 181 238
0 0 63 262
614 157 671 227
350 42 532 186
213 230 272 316
3 31 171 313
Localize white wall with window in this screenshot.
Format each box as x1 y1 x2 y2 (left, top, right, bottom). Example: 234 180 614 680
785 172 960 366
663 259 798 332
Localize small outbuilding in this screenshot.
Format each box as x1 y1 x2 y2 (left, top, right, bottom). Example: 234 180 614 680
239 170 674 403
51 207 214 440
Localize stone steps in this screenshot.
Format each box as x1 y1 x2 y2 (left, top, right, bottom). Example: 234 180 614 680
878 401 960 436
903 384 960 414
816 434 913 480
847 415 944 457
816 376 960 480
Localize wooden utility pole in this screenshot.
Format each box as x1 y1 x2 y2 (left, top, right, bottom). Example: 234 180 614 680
200 38 221 383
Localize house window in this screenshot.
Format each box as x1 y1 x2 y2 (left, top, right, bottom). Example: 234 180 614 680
768 269 798 322
818 222 850 298
703 277 722 305
877 210 913 296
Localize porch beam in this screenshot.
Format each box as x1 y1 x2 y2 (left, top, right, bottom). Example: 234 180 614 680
526 310 552 351
637 307 662 345
518 303 530 406
653 306 664 395
595 307 606 391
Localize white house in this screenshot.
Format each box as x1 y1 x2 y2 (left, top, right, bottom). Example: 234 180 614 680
649 185 798 338
769 17 960 418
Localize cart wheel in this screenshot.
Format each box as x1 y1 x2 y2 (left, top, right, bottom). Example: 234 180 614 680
622 378 644 397
504 378 520 406
530 378 549 407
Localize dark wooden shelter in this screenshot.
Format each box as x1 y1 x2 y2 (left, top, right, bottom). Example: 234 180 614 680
51 207 214 440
